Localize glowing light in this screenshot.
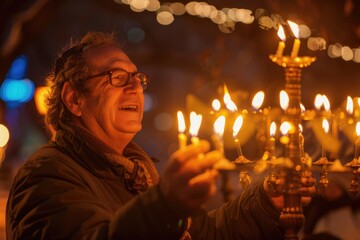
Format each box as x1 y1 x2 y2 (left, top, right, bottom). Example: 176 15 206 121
232 115 243 138
323 95 330 111
322 119 329 133
177 111 186 133
346 96 354 115
279 90 289 110
189 111 202 137
252 91 264 110
223 84 238 112
34 86 50 115
0 124 10 147
212 99 221 111
288 20 300 38
280 121 291 135
314 94 323 110
156 11 174 25
213 115 226 137
270 121 276 137
356 122 360 137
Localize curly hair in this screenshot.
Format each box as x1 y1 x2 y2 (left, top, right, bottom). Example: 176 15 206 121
44 32 121 131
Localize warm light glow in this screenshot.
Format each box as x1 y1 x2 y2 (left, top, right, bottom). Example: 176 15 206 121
270 121 276 137
356 122 360 136
323 95 330 111
300 103 305 113
322 119 329 133
277 25 286 41
34 86 49 115
280 121 291 135
314 94 323 110
212 99 221 111
299 124 303 133
232 115 243 138
189 111 202 137
177 111 186 133
0 124 10 147
288 20 300 38
214 115 226 137
252 91 264 110
223 84 238 112
346 96 354 115
279 90 289 110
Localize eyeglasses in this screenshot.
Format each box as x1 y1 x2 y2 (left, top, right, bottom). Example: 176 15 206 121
83 69 150 90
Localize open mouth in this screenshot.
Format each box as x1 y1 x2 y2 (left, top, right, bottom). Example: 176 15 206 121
120 105 138 111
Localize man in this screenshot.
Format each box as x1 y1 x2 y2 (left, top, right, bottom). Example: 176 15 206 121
6 31 290 239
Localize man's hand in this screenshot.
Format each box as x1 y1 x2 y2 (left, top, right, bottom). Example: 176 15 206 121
160 140 222 217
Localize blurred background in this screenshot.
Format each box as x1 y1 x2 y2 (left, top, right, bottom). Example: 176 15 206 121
0 0 359 238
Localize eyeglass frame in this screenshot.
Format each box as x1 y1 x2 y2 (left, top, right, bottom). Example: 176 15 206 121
81 68 150 90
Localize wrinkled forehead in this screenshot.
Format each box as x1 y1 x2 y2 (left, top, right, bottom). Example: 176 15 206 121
83 44 136 72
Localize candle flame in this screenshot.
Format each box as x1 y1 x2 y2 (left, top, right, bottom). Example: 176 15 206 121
356 122 360 136
189 111 202 137
314 94 323 110
270 121 276 137
223 84 238 112
280 121 291 135
252 91 265 110
299 124 303 133
346 96 354 114
287 20 300 38
277 25 286 41
300 103 305 113
279 90 289 110
177 111 186 133
322 119 329 133
214 115 226 137
322 95 331 111
232 115 243 138
212 99 221 111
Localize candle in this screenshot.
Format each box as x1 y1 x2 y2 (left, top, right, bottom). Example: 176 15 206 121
288 20 300 58
189 111 202 145
321 119 330 158
269 121 276 158
233 115 244 156
276 25 286 57
223 84 238 112
251 91 265 111
279 90 289 111
346 96 354 116
177 111 187 150
212 115 226 154
354 122 360 159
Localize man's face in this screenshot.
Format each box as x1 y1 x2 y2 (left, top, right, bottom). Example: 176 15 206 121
77 45 144 144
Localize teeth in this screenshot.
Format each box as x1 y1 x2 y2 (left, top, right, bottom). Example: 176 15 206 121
121 105 137 110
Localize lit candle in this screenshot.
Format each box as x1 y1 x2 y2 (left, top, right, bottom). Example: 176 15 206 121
233 115 244 156
346 96 354 116
212 115 226 154
189 111 202 145
251 91 265 111
269 121 276 158
354 122 360 159
276 25 286 57
212 99 221 112
177 111 187 150
288 20 300 58
223 84 238 112
279 90 289 111
321 119 330 158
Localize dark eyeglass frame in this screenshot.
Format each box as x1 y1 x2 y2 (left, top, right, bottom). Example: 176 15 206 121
82 69 150 90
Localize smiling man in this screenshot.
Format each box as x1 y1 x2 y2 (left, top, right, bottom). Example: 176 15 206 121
5 32 289 240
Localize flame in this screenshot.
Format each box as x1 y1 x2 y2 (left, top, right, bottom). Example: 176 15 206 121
189 111 202 137
279 90 289 110
277 25 286 41
232 115 243 138
346 96 354 114
322 95 331 111
287 20 300 38
214 115 226 137
356 122 360 136
314 94 323 110
299 124 303 133
177 111 186 133
223 84 238 112
300 103 305 113
270 121 276 137
212 99 221 111
322 119 329 133
252 91 265 110
0 124 10 147
280 121 291 135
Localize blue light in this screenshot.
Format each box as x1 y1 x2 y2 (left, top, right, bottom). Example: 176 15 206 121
0 78 35 103
6 55 28 80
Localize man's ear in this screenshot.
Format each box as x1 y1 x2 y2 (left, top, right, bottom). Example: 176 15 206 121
61 81 82 117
